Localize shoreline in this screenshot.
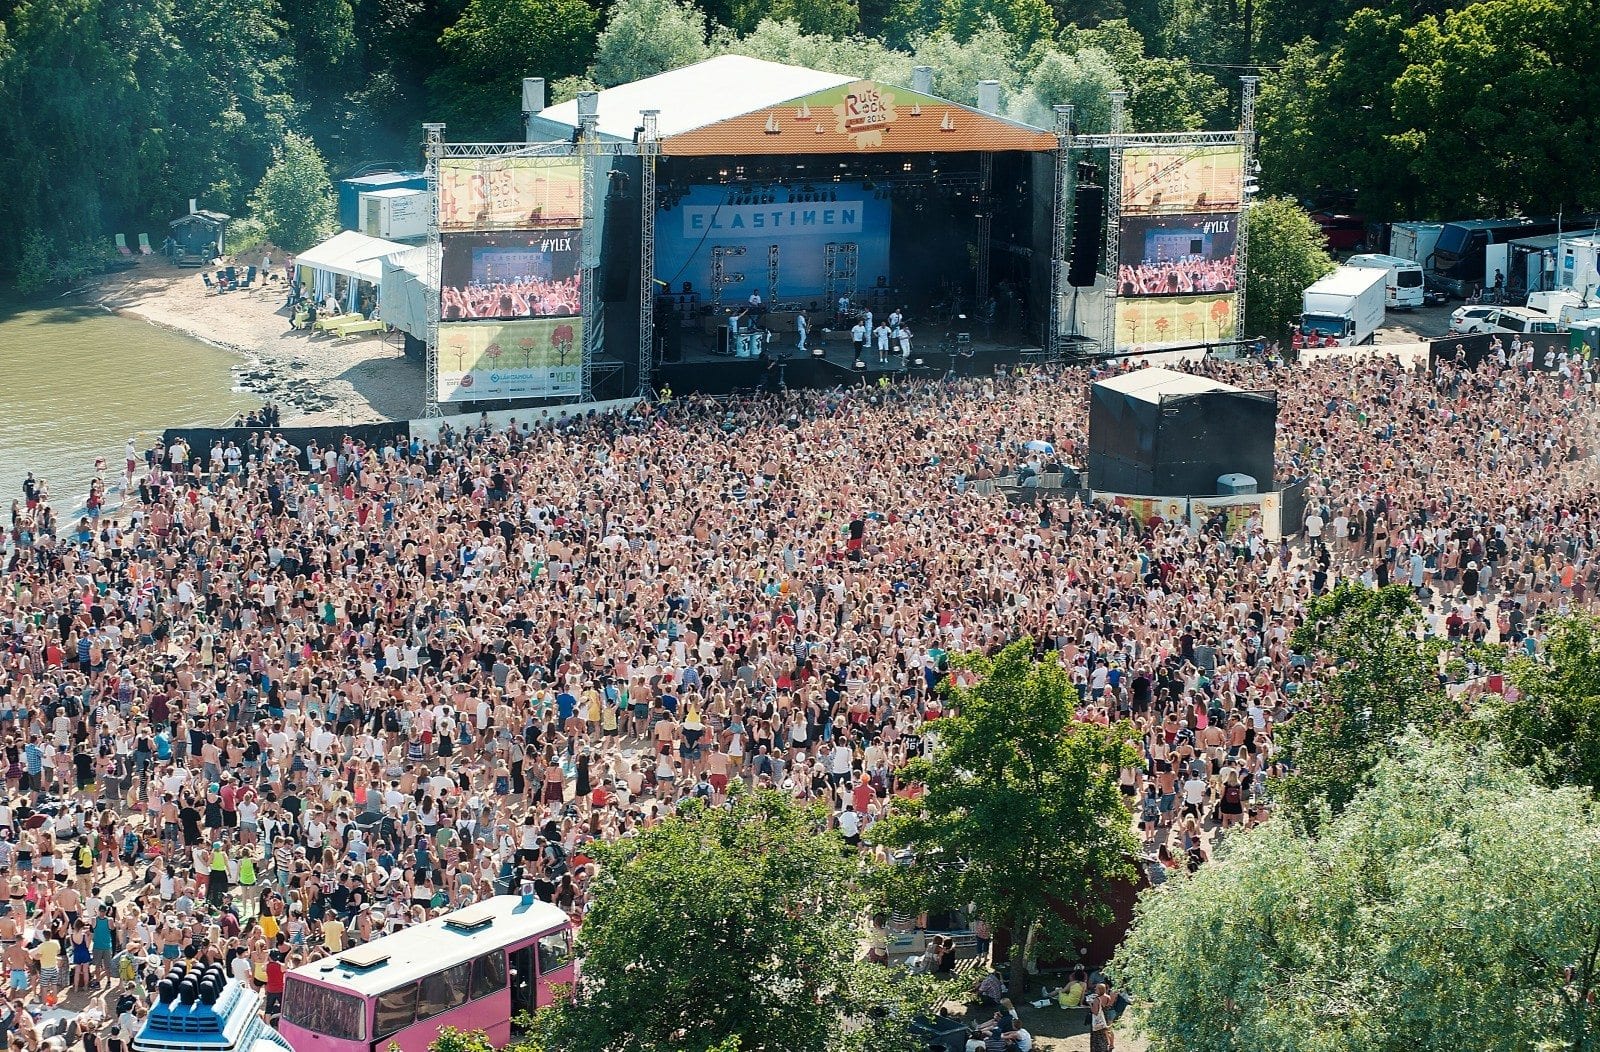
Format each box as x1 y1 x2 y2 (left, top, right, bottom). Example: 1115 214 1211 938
82 258 425 425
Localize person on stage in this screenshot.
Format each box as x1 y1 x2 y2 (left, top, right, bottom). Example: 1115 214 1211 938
874 322 891 364
796 311 809 352
851 319 867 360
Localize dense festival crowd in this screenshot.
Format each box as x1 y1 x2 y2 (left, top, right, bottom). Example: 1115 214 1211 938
1 346 1598 1051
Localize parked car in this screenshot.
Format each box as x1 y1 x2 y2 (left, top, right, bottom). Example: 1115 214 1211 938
1449 304 1564 336
1449 305 1502 334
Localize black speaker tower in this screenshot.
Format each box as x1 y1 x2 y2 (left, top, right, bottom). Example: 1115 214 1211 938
1068 184 1104 288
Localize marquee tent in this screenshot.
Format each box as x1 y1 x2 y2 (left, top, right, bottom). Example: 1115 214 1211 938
378 246 430 340
295 230 411 311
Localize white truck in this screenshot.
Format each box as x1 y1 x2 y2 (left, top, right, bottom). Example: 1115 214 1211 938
1346 252 1426 309
1299 265 1387 346
1389 222 1443 268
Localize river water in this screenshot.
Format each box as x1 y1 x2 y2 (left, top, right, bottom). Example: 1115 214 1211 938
0 297 257 511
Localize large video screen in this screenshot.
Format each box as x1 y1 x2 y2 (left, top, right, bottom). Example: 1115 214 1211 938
1120 146 1243 216
439 156 582 231
1117 213 1237 297
441 230 581 320
654 183 890 299
436 319 582 402
1113 293 1236 350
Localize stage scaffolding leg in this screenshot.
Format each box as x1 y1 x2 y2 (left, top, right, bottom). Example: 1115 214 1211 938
1235 77 1259 347
1048 105 1073 359
577 94 600 403
767 244 780 306
976 151 993 309
1101 91 1127 353
638 110 659 398
838 243 858 305
823 243 838 307
422 122 445 418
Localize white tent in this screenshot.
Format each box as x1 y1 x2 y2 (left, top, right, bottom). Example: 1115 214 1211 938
379 246 431 340
295 230 411 311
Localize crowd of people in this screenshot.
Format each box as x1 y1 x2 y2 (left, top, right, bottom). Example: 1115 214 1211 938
1 344 1598 1052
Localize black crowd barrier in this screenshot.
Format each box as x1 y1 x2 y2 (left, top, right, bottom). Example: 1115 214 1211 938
1427 332 1573 372
161 422 412 472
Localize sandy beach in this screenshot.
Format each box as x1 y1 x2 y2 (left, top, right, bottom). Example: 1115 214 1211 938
87 258 425 423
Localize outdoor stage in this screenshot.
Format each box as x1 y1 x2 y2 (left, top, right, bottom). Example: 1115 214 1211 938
655 329 1032 394
519 56 1065 404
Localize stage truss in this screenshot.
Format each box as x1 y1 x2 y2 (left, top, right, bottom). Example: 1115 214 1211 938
1056 78 1260 356
421 132 628 416
638 110 659 398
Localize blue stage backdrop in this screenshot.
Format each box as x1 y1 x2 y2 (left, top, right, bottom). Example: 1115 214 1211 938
655 183 891 302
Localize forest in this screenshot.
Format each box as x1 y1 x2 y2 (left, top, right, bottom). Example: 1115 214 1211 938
0 0 1595 285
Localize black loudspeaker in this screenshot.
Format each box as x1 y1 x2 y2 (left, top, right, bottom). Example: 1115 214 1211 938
601 191 640 302
1068 184 1104 288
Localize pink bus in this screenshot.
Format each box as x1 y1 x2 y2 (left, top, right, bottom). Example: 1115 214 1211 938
278 897 575 1052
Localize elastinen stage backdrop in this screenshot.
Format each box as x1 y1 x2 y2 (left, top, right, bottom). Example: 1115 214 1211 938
435 152 586 402
655 182 890 301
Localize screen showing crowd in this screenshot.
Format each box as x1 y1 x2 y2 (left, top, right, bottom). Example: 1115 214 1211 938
442 230 581 320
1117 214 1238 297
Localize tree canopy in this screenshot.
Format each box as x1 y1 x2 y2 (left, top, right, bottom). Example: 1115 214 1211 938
535 787 948 1052
873 639 1139 990
247 133 337 253
1242 197 1335 343
1116 734 1600 1052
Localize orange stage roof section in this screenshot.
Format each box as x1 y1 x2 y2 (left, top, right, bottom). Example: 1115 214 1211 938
661 80 1057 156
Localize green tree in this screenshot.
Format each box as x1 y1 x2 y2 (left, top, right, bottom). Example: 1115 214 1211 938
873 640 1139 993
537 788 948 1052
1010 46 1122 131
1275 583 1501 825
1497 615 1600 792
1390 0 1600 217
1115 734 1600 1052
1256 13 1420 220
1241 196 1334 343
592 0 710 86
432 0 598 139
247 132 337 252
1056 21 1226 131
718 18 910 82
937 0 1054 49
907 21 1028 105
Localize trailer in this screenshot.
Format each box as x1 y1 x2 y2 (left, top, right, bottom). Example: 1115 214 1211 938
1299 265 1387 346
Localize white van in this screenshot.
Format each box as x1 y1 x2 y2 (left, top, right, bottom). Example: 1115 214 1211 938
1345 253 1426 309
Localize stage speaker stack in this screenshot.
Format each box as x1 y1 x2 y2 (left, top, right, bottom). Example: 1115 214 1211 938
601 185 640 302
1068 184 1104 288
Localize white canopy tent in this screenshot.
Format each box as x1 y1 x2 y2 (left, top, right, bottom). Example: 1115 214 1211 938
378 246 430 340
295 230 411 312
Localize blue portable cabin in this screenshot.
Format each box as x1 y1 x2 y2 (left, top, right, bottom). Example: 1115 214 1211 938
133 962 294 1052
338 173 426 232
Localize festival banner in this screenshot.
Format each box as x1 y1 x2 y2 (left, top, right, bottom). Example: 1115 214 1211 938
1119 146 1244 216
436 319 582 402
1113 293 1237 349
439 156 582 231
441 230 582 320
660 80 1058 156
